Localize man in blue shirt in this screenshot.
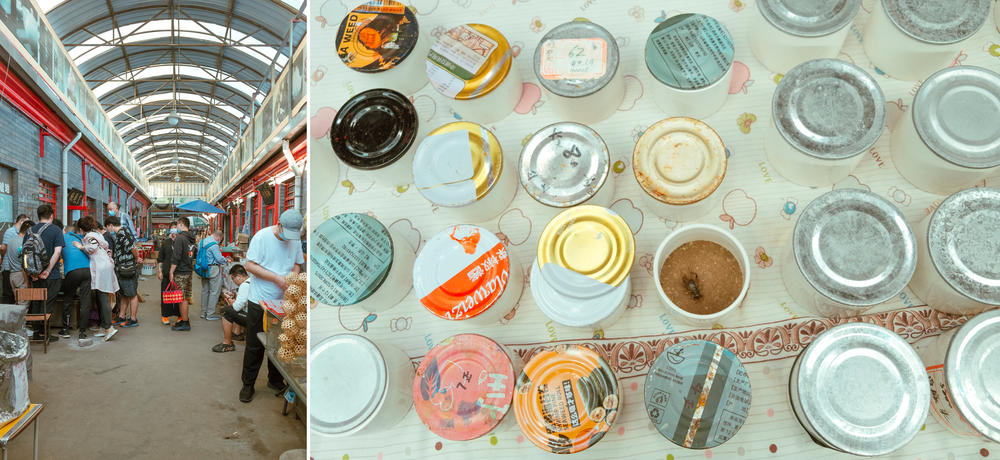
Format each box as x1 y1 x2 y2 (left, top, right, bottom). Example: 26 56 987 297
0 214 29 304
199 229 228 321
106 201 136 239
62 221 92 339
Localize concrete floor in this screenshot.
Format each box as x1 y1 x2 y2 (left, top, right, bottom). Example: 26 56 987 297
5 273 306 459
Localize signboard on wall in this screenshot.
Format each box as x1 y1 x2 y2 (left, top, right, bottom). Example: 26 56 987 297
0 166 13 224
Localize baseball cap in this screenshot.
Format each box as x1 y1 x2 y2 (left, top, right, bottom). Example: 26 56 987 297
278 209 303 241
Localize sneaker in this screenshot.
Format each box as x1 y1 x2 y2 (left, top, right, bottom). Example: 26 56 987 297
200 312 207 319
239 385 254 403
58 328 70 338
205 314 222 321
94 330 106 337
171 321 191 331
105 327 118 341
113 317 127 326
161 316 170 325
212 342 236 353
122 319 139 328
78 330 87 340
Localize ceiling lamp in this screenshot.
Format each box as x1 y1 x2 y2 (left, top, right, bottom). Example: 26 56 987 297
167 110 180 126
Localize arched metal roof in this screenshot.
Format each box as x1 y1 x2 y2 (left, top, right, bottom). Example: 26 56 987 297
43 0 306 183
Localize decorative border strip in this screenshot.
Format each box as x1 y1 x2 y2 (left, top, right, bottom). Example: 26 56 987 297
410 306 982 380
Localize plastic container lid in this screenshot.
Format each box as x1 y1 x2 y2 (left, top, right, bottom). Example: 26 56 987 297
790 323 929 456
645 340 751 449
633 117 727 205
336 1 421 73
881 0 990 45
532 206 633 327
792 189 916 307
413 122 503 207
519 122 610 208
773 59 886 160
413 225 510 320
758 0 861 37
912 66 1000 169
944 309 1000 442
644 13 734 91
927 187 1000 305
425 23 514 100
311 334 388 435
331 88 418 170
513 344 619 454
414 334 517 441
533 20 620 98
309 213 393 306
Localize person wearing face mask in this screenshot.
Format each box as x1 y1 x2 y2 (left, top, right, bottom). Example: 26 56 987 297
238 209 303 403
106 201 136 239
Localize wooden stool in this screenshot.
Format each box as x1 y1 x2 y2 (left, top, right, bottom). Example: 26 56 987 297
0 403 43 460
16 289 50 354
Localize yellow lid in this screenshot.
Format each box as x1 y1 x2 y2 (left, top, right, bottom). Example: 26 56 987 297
536 205 634 287
633 117 727 205
425 24 514 100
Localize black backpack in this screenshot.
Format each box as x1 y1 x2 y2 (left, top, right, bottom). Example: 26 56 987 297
22 224 51 276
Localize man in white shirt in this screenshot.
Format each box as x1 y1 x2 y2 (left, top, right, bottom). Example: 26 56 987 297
240 209 304 403
212 264 250 353
1 214 29 304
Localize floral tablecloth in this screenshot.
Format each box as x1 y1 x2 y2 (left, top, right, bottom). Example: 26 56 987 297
309 0 1000 458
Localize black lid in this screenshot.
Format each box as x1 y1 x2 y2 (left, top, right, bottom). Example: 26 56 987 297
330 88 418 170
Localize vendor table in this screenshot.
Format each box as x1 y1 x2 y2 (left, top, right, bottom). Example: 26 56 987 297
310 2 1000 459
261 301 306 420
0 403 43 460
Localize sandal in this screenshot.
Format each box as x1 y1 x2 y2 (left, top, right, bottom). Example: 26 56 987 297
212 343 236 353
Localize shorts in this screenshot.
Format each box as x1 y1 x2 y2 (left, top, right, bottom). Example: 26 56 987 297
221 305 247 327
174 273 193 299
117 275 138 297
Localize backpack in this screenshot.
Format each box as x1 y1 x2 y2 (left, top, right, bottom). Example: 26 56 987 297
194 239 217 278
22 223 51 276
113 229 138 277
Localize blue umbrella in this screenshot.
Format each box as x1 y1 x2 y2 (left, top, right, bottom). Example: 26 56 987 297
175 199 225 214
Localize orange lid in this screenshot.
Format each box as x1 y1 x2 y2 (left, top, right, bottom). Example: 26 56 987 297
513 344 619 454
413 334 516 441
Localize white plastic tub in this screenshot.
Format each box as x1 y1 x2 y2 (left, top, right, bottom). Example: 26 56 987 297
644 14 734 119
534 21 624 125
653 224 751 327
426 23 521 124
310 334 415 437
863 0 991 81
764 59 886 188
749 0 860 74
891 66 1000 195
335 1 429 95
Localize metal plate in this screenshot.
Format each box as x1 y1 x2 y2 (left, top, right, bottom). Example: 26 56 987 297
882 0 990 44
644 14 734 90
913 66 1000 169
533 21 620 98
309 213 394 306
927 187 1000 305
946 309 1000 442
773 59 886 160
758 0 861 37
336 1 420 73
519 122 610 208
330 88 418 170
413 122 504 207
310 334 388 435
793 323 929 456
793 189 916 306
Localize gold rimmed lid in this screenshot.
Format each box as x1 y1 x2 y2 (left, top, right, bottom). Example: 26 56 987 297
536 205 634 287
426 23 514 100
413 121 504 207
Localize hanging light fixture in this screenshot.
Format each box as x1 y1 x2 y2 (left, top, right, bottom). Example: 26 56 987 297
167 110 180 126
